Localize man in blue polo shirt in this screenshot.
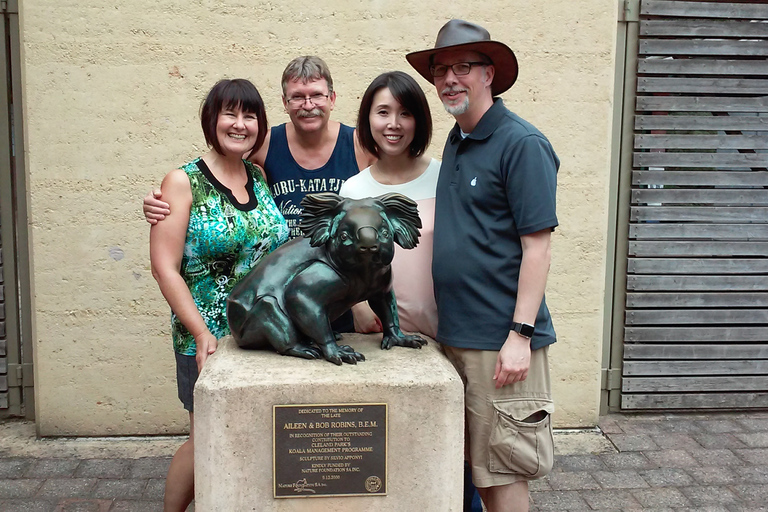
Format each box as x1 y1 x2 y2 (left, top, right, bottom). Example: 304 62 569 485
407 20 559 512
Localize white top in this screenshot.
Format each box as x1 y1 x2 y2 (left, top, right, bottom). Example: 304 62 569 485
340 158 440 338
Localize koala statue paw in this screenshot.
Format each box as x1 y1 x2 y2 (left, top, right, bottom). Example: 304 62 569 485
381 334 428 350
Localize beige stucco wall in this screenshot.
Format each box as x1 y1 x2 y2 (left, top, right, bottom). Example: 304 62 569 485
21 1 617 435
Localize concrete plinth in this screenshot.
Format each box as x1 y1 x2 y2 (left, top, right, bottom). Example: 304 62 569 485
195 334 464 511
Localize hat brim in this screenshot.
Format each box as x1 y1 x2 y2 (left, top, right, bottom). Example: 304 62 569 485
406 41 518 96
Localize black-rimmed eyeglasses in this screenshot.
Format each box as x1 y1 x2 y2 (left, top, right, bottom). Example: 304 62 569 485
429 62 489 78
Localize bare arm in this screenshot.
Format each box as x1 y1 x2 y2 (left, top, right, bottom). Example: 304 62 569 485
494 229 552 388
351 301 382 333
149 169 217 371
247 128 271 169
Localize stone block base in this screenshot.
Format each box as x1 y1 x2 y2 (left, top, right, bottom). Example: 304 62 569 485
195 334 464 511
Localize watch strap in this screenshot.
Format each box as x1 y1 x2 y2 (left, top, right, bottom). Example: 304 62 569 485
511 321 535 339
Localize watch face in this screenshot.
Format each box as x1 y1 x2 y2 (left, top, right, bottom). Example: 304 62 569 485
520 323 535 338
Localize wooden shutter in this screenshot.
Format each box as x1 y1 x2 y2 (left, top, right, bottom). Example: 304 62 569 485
622 0 768 409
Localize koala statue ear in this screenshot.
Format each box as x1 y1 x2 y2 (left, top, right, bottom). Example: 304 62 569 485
375 193 422 249
299 193 346 247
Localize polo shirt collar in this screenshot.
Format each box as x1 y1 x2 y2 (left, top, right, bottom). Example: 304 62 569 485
449 98 506 144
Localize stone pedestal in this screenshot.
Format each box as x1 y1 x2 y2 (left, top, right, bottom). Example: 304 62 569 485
194 334 464 511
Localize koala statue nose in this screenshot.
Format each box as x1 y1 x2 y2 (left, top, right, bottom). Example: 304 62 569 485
357 226 379 253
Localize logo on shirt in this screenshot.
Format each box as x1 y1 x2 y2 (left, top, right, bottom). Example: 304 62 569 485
470 177 477 187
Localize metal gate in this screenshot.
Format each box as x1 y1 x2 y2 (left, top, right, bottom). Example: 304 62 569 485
609 0 768 411
0 0 32 419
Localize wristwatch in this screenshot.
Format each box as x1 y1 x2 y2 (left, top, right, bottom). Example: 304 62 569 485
511 322 535 339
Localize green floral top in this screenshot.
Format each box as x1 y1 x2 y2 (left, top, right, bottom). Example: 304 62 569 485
172 158 289 355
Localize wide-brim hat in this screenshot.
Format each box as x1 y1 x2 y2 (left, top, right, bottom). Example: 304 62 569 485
406 19 518 96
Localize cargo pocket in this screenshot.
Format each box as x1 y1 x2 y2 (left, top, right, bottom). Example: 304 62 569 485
488 398 555 479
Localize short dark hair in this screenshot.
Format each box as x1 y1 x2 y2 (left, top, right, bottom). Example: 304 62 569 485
200 79 268 157
357 71 432 158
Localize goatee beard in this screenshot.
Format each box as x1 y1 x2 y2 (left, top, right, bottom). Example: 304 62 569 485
443 97 469 116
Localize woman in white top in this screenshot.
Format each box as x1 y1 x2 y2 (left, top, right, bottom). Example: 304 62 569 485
340 71 439 338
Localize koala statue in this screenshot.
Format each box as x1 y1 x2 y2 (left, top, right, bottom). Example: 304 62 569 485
226 192 427 365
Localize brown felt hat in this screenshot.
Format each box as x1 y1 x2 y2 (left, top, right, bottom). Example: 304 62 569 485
406 19 518 96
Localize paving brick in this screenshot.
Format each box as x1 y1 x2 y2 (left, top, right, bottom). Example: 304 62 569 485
680 485 739 505
616 420 666 436
74 459 132 479
732 484 768 502
696 419 746 434
688 448 743 466
592 470 649 489
0 458 34 479
0 500 55 512
553 454 606 471
648 433 702 450
741 464 768 484
694 433 747 450
25 459 81 478
733 448 768 465
92 479 147 499
736 418 768 432
631 487 690 507
129 458 171 479
599 452 654 470
598 417 624 434
108 501 165 512
0 479 44 498
658 418 703 434
143 478 165 499
687 466 741 485
54 499 112 511
579 489 643 509
528 490 590 510
35 478 97 499
676 507 730 512
545 471 600 491
734 432 768 448
639 467 694 487
605 433 659 452
644 449 699 468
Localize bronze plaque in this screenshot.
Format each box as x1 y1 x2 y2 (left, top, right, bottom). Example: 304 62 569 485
273 403 387 498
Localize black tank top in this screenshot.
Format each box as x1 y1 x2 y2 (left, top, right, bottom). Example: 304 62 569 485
264 123 358 239
263 122 359 333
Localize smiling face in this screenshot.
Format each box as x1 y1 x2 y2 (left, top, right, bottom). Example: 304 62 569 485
215 106 260 156
368 87 416 159
432 49 494 119
282 78 336 133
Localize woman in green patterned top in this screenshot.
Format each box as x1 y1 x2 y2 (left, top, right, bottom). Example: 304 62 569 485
150 79 288 512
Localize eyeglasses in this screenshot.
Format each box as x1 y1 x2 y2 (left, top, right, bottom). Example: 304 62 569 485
286 93 330 107
429 61 489 78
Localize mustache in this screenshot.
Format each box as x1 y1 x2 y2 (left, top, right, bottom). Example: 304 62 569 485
296 108 324 118
441 87 468 95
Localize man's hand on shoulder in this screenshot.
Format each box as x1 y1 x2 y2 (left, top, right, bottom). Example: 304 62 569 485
143 188 170 225
493 331 532 389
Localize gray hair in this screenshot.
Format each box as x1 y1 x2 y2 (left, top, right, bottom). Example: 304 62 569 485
281 56 334 95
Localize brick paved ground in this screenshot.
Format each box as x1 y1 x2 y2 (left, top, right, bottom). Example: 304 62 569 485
531 412 768 511
1 412 767 510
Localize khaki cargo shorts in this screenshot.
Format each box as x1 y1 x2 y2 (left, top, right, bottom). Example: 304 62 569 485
442 344 554 488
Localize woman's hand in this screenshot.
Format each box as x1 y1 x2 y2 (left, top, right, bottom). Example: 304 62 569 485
352 302 382 333
195 331 218 373
144 188 171 225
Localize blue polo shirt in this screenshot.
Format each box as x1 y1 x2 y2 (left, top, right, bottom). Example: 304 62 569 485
432 98 559 351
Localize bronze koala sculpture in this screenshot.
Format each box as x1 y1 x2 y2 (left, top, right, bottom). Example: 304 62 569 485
227 192 427 365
